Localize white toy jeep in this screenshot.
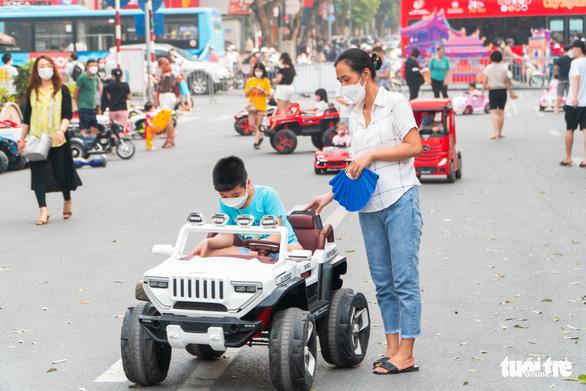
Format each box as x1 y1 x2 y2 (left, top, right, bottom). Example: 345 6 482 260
121 211 371 391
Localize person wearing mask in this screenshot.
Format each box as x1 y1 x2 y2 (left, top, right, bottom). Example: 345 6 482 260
155 57 176 149
273 52 296 115
373 47 392 90
17 56 81 225
73 59 101 138
554 46 572 113
307 49 423 376
244 63 271 150
405 48 425 100
561 40 586 167
482 50 518 139
429 46 450 98
0 53 18 96
104 68 131 129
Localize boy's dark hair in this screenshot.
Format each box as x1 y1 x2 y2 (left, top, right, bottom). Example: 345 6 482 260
213 156 248 192
490 50 503 63
144 101 153 111
2 53 12 64
315 88 328 103
86 58 97 66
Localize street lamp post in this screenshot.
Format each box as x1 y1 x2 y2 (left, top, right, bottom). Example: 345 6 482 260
115 0 121 69
144 0 155 102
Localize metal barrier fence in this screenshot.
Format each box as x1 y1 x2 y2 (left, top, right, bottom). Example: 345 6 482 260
289 57 557 94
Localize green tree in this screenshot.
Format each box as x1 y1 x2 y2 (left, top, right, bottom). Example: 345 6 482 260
333 0 381 34
375 0 399 36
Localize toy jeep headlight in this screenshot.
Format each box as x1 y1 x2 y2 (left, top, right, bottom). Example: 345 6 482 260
438 158 448 166
211 213 229 226
187 212 206 224
145 277 169 289
260 215 278 228
232 282 262 293
235 214 255 228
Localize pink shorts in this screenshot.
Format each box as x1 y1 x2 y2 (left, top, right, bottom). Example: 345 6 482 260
109 110 128 129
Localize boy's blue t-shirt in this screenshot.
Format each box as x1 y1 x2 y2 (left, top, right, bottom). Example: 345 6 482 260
218 185 298 244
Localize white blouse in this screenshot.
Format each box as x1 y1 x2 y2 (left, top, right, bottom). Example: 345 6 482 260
349 87 420 213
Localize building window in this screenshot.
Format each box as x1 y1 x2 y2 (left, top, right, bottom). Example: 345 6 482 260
159 15 198 47
0 21 33 52
35 20 74 51
569 18 584 38
76 19 115 52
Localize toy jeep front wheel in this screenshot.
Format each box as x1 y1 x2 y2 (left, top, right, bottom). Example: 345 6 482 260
121 302 172 386
318 288 370 367
272 129 298 154
185 344 225 360
269 308 317 391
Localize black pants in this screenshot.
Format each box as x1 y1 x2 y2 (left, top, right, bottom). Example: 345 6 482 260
408 83 421 100
431 79 448 98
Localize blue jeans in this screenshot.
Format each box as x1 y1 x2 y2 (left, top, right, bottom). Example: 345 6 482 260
358 186 423 338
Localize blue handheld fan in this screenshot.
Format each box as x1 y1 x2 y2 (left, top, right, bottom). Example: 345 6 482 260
328 168 379 212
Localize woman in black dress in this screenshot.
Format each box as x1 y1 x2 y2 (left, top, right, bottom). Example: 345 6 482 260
17 55 82 225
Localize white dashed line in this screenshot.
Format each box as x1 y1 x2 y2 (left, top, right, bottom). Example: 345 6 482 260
94 359 127 383
548 129 561 137
177 348 242 391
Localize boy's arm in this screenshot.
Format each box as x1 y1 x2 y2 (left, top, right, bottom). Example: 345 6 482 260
207 233 235 249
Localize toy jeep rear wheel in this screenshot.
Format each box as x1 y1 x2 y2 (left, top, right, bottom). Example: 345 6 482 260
321 127 336 147
311 134 324 149
318 288 370 367
0 150 9 174
272 129 298 154
185 344 225 360
463 105 473 115
269 308 317 391
235 117 251 135
121 302 172 386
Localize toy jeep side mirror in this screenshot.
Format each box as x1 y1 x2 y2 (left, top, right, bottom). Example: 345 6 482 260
152 244 175 256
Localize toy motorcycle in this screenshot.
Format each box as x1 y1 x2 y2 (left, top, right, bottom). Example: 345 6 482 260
69 121 136 160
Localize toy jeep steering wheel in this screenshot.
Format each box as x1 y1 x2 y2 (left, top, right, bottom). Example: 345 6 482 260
244 240 280 257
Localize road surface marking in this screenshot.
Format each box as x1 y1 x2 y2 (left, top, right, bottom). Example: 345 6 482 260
94 359 127 383
178 116 200 124
325 205 349 230
573 157 582 166
177 348 242 391
548 129 561 137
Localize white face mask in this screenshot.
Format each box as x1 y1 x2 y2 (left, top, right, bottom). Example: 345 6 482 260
340 74 366 106
254 71 263 78
220 188 249 209
88 66 98 75
38 67 54 80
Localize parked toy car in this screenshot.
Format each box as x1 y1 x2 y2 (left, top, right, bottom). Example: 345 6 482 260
104 43 232 95
411 98 462 183
314 146 352 174
452 92 490 115
234 105 276 136
68 117 136 160
539 79 565 111
264 103 339 154
121 211 371 391
0 121 27 174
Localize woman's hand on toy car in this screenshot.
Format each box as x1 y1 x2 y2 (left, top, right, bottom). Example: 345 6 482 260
305 191 334 214
346 152 373 180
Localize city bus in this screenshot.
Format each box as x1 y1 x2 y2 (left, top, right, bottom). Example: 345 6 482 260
401 0 586 46
0 5 225 65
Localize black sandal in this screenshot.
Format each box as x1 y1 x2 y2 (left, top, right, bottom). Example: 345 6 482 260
372 359 419 375
372 356 389 369
560 161 572 166
579 162 586 168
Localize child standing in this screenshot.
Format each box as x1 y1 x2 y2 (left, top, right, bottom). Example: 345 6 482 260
144 102 156 151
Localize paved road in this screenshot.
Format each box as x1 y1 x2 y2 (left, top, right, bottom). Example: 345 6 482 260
0 90 584 391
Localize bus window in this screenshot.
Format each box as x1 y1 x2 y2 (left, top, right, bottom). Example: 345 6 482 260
569 18 584 38
549 19 564 43
160 15 198 48
35 20 75 52
0 21 33 52
77 19 115 52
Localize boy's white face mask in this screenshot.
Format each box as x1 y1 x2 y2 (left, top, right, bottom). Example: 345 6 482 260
221 187 249 209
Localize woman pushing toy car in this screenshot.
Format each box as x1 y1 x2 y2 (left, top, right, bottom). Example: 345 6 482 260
306 48 424 376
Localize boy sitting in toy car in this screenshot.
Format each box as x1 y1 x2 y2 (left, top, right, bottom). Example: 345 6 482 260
190 156 303 260
419 111 444 134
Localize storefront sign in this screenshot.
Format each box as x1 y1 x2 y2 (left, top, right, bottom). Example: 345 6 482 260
403 0 586 19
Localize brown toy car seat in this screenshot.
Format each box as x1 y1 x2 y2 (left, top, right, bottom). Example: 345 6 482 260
287 211 334 252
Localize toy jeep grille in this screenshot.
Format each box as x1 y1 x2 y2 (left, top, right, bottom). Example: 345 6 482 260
171 277 225 301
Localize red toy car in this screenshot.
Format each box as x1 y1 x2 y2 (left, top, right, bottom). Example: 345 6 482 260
233 105 276 136
314 146 352 174
411 98 462 183
264 103 339 154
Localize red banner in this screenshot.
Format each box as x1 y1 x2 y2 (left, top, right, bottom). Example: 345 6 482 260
402 0 586 22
